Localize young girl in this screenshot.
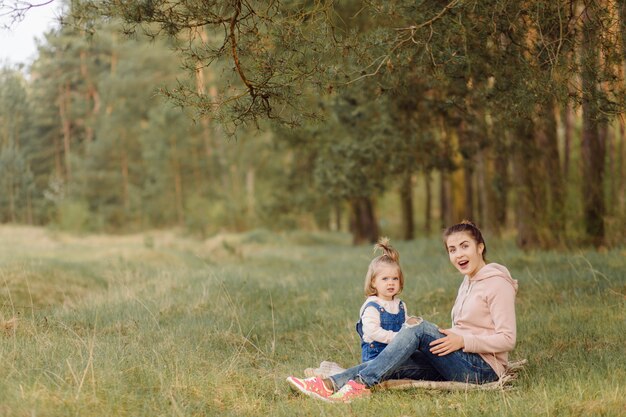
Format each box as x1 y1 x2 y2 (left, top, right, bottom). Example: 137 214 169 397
356 238 409 362
287 220 518 403
286 238 411 401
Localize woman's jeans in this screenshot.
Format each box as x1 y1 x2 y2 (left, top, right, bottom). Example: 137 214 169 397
329 320 498 389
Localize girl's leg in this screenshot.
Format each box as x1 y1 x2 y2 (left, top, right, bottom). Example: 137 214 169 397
327 362 367 391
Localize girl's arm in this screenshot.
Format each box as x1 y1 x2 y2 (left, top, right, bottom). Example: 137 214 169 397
402 301 410 321
462 279 517 353
361 306 397 344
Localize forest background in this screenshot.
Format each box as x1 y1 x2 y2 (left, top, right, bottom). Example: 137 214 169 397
0 2 625 416
0 0 625 248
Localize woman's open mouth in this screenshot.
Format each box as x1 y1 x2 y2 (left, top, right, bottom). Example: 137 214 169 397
458 260 469 268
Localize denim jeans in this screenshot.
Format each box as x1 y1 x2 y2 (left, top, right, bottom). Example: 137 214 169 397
329 320 498 389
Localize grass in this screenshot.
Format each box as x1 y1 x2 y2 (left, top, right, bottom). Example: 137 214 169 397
0 225 624 416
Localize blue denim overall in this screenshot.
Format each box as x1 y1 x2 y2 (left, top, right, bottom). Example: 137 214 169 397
356 301 405 362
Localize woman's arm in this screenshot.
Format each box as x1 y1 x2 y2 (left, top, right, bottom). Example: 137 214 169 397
462 279 517 353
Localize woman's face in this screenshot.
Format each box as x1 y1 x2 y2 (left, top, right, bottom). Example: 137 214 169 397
446 232 486 278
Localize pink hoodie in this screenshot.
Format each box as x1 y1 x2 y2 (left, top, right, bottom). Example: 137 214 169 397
451 263 518 377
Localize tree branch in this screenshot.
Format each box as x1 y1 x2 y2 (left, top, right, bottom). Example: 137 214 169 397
229 0 255 97
0 0 55 26
395 0 461 33
346 0 461 84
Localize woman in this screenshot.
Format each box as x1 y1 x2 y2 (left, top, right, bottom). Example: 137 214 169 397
286 220 518 403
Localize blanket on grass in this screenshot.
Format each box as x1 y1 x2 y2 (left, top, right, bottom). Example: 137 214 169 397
304 359 527 391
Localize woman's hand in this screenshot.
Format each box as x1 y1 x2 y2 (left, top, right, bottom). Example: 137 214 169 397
429 328 465 356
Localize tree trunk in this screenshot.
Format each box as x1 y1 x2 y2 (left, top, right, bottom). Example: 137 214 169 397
79 48 96 144
54 134 63 178
58 82 72 181
439 124 454 229
440 170 453 230
536 99 565 245
27 190 33 225
246 167 255 220
491 121 509 234
335 203 342 231
475 148 489 230
561 104 574 181
400 172 414 240
462 163 474 221
424 170 432 235
613 0 624 233
450 128 466 223
510 122 546 249
119 135 130 211
580 6 606 247
457 124 475 223
194 27 230 193
195 40 215 177
606 124 616 215
617 117 626 216
8 173 15 223
618 0 626 77
170 134 185 226
350 197 379 245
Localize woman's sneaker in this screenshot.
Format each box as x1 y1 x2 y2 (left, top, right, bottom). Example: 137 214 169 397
328 379 371 403
286 376 334 402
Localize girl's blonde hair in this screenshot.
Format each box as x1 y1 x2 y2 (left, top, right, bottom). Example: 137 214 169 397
363 237 404 297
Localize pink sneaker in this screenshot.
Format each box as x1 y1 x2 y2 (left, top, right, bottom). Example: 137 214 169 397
328 379 371 403
286 376 334 402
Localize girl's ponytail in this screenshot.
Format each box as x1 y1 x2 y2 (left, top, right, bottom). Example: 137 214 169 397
364 237 404 297
374 237 400 263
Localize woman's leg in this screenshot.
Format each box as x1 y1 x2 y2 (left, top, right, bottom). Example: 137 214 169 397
329 320 441 389
388 321 498 384
328 351 444 392
331 320 498 389
430 349 498 384
386 351 445 381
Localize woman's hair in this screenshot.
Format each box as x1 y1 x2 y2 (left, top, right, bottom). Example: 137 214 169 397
363 237 404 297
443 220 488 261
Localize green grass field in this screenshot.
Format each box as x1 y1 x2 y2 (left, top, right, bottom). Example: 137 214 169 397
0 226 624 416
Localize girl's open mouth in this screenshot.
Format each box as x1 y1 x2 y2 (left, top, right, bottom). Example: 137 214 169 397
458 260 469 267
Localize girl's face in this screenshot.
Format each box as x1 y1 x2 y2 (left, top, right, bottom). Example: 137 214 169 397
446 232 486 278
372 264 401 301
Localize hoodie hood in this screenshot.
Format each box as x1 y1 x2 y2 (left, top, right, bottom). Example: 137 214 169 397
470 263 518 292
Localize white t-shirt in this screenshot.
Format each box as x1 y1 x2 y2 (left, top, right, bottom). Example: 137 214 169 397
359 295 409 344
